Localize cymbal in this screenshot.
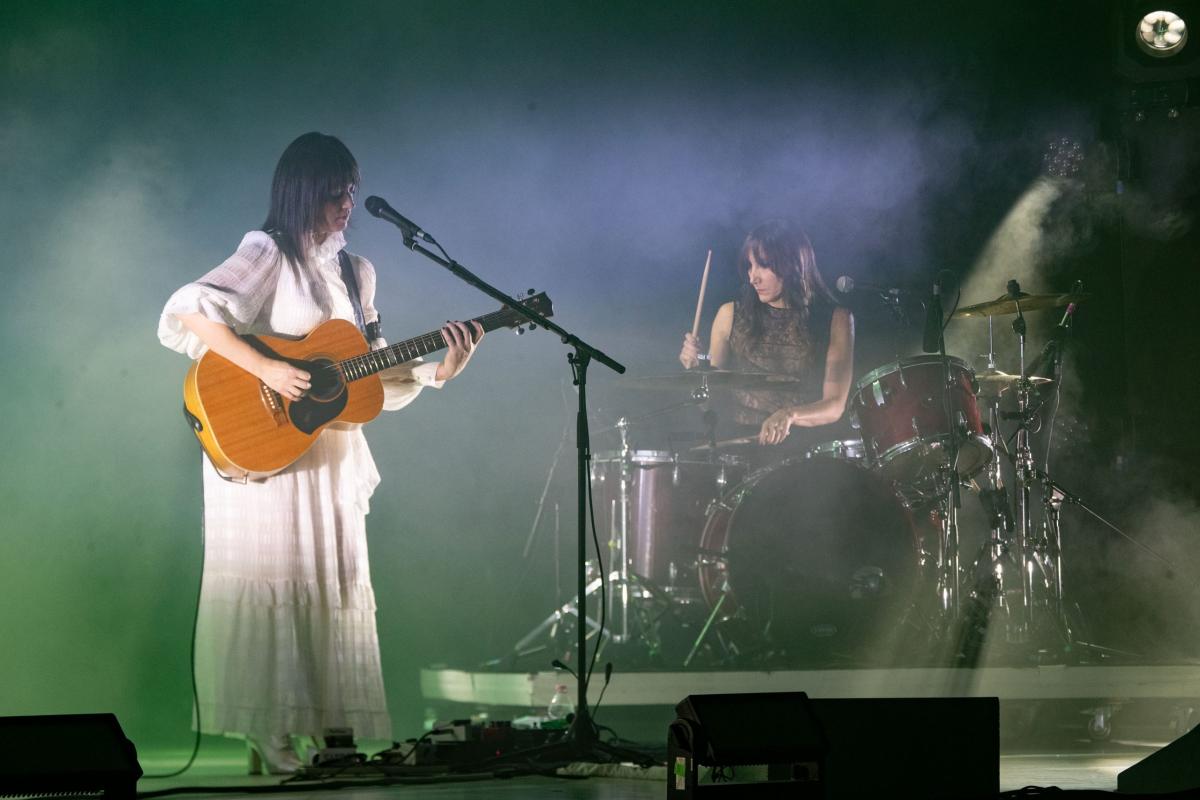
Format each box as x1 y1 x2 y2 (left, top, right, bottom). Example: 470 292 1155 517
975 368 1053 396
953 291 1088 318
625 370 800 390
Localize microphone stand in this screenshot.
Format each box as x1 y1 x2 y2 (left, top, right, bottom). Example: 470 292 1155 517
391 233 652 765
924 277 962 621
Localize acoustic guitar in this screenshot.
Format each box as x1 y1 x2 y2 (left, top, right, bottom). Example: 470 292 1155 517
182 292 553 480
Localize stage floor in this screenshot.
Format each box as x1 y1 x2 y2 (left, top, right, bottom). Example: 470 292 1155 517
128 663 1200 797
134 747 1147 798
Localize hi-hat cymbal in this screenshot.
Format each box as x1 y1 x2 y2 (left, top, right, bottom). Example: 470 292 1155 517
624 370 800 390
975 368 1053 396
953 291 1088 318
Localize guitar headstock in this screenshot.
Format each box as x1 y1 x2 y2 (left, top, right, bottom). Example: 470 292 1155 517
499 289 554 335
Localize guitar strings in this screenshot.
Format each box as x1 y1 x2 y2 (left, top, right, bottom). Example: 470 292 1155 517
306 303 536 380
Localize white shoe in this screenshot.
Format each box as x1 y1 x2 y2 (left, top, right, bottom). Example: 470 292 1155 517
247 734 302 775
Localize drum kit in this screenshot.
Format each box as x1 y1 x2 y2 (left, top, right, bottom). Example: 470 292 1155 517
507 280 1136 670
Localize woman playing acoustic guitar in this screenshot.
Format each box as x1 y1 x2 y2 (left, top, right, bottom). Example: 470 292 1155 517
158 132 482 773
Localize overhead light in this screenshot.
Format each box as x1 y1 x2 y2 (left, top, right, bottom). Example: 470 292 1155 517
1136 10 1188 57
1043 138 1084 178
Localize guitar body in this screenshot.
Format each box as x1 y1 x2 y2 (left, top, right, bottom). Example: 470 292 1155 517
183 318 383 480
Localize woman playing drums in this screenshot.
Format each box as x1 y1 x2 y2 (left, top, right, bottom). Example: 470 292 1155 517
679 219 854 450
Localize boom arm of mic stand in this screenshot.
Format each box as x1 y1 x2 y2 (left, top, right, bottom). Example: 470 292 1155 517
406 239 625 375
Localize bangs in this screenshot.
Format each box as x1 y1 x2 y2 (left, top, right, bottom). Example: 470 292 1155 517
315 150 360 198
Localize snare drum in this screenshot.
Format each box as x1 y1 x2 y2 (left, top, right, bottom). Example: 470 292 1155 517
850 355 991 484
591 450 746 590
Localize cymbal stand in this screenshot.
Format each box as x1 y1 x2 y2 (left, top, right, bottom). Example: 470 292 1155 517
1008 280 1038 640
610 418 633 644
972 318 1018 628
927 276 961 619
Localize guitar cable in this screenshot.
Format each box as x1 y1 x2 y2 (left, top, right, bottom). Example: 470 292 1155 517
143 464 207 779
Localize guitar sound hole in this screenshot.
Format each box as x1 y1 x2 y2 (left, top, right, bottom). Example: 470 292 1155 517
306 359 344 402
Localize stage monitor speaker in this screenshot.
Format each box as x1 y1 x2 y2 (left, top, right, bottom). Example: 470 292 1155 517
0 713 142 799
668 693 998 800
1118 723 1200 794
669 691 825 799
806 697 998 800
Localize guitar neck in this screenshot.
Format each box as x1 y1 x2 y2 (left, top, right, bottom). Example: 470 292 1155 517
336 309 501 382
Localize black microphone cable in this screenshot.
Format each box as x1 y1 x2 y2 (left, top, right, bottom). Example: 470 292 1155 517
143 462 207 779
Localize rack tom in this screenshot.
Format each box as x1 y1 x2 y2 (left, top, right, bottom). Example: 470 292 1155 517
850 355 991 485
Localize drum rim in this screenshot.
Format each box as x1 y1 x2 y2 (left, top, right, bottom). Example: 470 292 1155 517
853 354 974 394
592 449 746 465
805 439 866 459
872 431 994 476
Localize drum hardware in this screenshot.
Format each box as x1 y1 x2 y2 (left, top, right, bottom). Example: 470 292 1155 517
948 277 1169 662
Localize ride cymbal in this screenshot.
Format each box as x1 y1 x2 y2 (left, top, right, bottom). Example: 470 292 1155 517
953 291 1088 318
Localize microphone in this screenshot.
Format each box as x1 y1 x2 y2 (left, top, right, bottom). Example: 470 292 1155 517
922 277 943 353
1028 287 1081 376
364 196 437 245
835 276 912 297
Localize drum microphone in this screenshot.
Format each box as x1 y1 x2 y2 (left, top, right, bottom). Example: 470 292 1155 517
1028 283 1081 375
922 277 943 353
835 276 912 297
364 196 438 245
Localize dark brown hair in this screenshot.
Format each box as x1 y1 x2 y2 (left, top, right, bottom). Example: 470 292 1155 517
735 218 835 338
262 132 359 266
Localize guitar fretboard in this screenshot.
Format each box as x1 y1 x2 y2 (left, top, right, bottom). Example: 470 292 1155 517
329 301 541 382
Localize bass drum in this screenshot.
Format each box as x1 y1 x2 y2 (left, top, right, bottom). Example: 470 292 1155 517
698 457 931 664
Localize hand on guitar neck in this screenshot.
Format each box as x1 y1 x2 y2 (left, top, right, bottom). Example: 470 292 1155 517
433 319 484 383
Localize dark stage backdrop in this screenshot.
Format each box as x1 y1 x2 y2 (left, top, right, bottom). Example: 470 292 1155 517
1 0 1198 753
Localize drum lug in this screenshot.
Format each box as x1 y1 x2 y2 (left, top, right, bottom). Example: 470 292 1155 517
911 416 921 438
871 380 886 407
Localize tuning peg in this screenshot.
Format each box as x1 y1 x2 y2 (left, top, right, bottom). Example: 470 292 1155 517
515 325 527 336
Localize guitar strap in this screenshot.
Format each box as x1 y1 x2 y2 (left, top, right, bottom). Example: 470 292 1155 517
337 249 382 341
263 229 381 340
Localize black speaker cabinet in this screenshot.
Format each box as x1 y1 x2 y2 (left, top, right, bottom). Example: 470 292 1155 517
0 713 142 799
668 693 998 800
669 691 825 799
806 697 998 799
1118 723 1200 794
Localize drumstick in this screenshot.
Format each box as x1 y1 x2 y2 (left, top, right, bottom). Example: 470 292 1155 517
691 249 712 338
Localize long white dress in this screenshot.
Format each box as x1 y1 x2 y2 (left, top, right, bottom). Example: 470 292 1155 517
158 230 439 741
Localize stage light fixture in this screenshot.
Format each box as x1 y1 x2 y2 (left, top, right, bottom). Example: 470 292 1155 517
1043 137 1085 178
1136 10 1188 57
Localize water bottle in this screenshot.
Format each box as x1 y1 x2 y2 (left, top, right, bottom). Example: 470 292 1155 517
547 683 574 722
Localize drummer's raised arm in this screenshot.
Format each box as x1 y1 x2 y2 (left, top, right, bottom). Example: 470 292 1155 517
707 302 734 370
679 301 734 370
